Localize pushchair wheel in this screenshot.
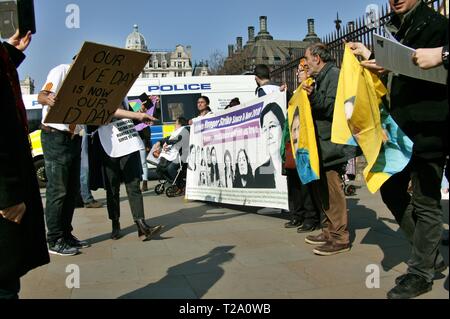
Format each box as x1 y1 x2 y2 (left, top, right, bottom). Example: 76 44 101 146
155 184 165 195
344 184 356 196
166 185 177 198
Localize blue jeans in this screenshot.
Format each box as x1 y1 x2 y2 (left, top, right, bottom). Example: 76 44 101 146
80 134 94 204
41 130 81 244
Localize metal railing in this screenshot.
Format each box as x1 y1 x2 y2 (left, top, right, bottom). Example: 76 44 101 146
271 0 448 90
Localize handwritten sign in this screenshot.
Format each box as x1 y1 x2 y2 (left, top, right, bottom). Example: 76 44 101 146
44 42 150 126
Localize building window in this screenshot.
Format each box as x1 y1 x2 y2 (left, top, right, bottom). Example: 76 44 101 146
153 73 158 78
162 61 167 68
178 72 183 77
162 74 167 78
178 62 182 68
178 52 182 58
153 61 158 68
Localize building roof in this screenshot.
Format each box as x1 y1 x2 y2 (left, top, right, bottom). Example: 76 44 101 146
126 25 148 52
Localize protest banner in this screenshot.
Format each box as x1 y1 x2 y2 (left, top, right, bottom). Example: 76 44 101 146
44 42 150 126
186 92 289 210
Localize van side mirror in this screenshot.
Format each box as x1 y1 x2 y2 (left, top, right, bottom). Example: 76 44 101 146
0 0 35 39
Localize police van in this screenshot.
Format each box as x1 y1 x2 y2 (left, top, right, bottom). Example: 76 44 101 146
22 94 47 188
127 75 256 145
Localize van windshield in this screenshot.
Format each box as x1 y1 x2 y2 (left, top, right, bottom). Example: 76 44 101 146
26 109 42 132
161 93 201 123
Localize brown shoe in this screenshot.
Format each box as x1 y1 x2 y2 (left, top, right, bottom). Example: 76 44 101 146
141 181 148 192
313 242 351 256
305 233 328 245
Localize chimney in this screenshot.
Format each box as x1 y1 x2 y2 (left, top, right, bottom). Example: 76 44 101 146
248 26 255 43
255 16 273 41
186 45 192 58
236 37 243 51
307 19 315 35
303 18 320 43
259 16 268 33
228 44 235 58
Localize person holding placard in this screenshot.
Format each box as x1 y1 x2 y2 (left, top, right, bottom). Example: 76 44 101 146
38 61 88 256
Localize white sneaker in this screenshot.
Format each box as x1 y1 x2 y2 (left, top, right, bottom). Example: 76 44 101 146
441 189 449 200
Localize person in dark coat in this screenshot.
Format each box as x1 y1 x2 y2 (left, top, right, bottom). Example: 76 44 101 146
302 43 358 257
0 31 50 299
349 0 448 299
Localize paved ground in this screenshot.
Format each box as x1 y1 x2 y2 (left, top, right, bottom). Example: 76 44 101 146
20 182 449 299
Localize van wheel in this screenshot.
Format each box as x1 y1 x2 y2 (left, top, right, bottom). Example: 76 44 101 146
34 159 47 188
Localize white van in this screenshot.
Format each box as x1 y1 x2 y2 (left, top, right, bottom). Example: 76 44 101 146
127 75 256 145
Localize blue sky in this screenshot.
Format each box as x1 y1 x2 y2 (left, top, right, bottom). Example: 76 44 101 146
15 0 388 89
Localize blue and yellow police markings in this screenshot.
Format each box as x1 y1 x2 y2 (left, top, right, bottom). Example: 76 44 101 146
150 124 175 146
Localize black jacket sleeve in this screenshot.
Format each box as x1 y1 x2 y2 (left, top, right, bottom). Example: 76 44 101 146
309 67 340 120
2 42 25 68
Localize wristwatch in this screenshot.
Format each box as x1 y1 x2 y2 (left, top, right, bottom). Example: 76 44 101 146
442 45 449 68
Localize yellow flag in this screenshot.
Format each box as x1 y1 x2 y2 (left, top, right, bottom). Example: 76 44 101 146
288 79 320 184
333 46 413 193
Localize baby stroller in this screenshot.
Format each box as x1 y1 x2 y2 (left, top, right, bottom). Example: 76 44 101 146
342 158 357 196
149 142 187 198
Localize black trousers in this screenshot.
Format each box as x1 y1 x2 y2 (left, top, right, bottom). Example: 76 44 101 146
0 277 20 299
101 149 145 222
286 169 320 225
380 155 445 282
41 131 81 243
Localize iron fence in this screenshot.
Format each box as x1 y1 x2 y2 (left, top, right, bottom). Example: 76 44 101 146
271 0 448 90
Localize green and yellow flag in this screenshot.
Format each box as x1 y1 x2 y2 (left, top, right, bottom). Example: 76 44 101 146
332 46 413 193
288 79 320 184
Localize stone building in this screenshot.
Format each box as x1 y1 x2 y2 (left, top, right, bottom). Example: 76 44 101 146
125 24 193 78
224 16 320 74
20 75 35 94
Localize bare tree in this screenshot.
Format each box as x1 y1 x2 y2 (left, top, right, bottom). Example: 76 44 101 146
208 50 226 75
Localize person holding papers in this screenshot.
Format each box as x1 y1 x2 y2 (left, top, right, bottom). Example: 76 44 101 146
349 0 448 299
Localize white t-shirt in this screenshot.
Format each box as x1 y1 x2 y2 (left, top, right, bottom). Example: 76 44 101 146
160 126 190 163
41 64 81 133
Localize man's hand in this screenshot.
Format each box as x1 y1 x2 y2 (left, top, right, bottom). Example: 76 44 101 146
347 42 372 61
412 47 443 70
360 59 386 75
8 30 32 52
301 82 314 96
38 91 57 107
137 113 158 125
0 203 26 224
280 83 288 92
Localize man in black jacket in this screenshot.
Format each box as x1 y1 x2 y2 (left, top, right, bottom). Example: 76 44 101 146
383 0 448 300
0 31 50 299
301 43 356 256
350 0 448 299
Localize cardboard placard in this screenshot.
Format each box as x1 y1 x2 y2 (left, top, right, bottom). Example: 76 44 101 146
44 41 150 126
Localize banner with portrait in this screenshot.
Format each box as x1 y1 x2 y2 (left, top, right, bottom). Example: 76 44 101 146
185 92 289 210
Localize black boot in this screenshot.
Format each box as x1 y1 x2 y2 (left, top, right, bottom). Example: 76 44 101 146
135 219 163 241
111 220 121 240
